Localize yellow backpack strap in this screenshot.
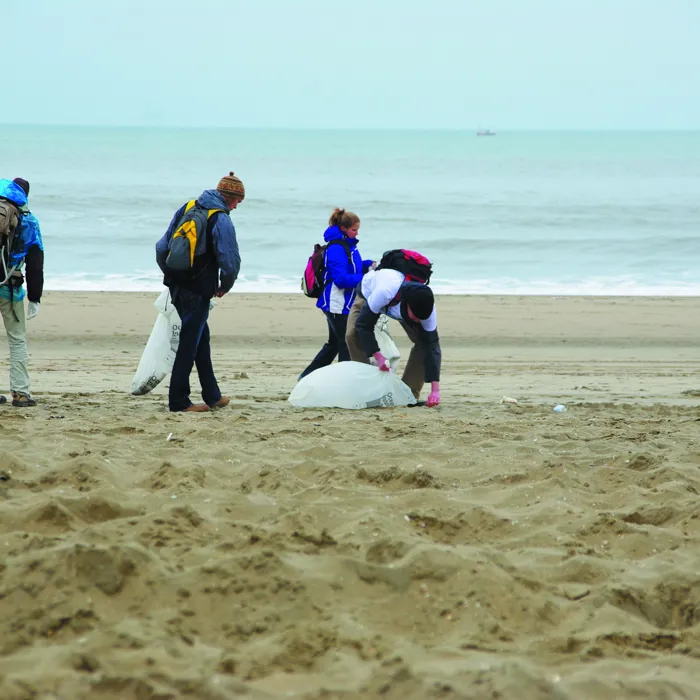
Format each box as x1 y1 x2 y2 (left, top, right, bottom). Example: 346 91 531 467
173 201 197 238
206 207 226 219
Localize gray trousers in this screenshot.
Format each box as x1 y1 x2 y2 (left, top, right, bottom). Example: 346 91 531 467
345 296 425 400
0 297 30 396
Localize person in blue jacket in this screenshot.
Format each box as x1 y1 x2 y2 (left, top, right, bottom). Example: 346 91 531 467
0 178 44 408
299 208 374 379
155 172 243 413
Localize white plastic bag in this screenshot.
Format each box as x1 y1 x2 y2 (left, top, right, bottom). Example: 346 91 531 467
375 314 400 371
131 289 181 395
288 362 416 410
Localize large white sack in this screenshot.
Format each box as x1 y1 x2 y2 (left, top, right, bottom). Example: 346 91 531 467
131 289 181 396
375 314 400 371
289 362 416 409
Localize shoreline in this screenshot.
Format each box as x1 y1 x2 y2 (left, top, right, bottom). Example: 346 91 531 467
40 289 700 297
40 284 700 297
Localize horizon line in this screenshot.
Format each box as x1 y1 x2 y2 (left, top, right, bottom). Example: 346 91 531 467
2 123 700 132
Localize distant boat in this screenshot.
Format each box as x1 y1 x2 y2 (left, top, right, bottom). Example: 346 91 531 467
477 128 496 136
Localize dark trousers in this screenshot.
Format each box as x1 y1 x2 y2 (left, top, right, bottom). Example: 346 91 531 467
300 311 350 379
169 287 222 411
346 296 425 399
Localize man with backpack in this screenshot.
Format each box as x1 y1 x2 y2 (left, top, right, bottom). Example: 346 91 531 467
155 172 243 413
0 178 44 408
346 249 442 408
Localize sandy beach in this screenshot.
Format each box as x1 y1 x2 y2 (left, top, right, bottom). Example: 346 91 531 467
0 291 699 699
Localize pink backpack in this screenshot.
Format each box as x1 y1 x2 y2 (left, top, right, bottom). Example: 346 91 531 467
301 239 351 298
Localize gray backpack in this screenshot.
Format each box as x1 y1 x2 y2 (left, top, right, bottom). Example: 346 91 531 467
165 199 226 275
0 198 20 284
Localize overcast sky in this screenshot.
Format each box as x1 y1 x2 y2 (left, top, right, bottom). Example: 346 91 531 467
4 0 699 129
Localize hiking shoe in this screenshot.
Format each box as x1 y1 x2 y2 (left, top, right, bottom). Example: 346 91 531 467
209 396 230 409
12 393 37 407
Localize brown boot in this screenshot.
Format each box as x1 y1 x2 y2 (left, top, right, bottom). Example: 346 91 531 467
181 403 210 413
209 396 230 409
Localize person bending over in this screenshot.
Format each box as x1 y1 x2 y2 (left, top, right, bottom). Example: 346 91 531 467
347 267 441 407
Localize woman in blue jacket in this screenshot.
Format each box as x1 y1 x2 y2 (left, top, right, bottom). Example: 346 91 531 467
300 208 373 378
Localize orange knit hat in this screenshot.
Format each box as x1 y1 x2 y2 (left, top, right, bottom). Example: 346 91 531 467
216 171 245 201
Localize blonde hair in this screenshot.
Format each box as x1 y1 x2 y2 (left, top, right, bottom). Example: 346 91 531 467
329 208 360 230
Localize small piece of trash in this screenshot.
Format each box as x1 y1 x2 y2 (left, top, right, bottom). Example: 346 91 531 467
404 514 410 522
167 433 174 441
553 404 567 413
501 396 518 404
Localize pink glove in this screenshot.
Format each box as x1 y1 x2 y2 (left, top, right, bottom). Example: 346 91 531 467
426 389 440 407
372 351 391 372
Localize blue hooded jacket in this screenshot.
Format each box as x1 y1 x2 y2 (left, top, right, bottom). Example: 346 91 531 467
0 179 27 209
0 179 44 302
156 189 241 299
13 209 43 261
317 225 373 314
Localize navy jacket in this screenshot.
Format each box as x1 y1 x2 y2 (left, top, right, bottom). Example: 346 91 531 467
156 189 240 299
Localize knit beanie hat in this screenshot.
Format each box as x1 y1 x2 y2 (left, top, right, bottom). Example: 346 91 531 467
403 285 434 320
216 171 245 201
13 178 29 196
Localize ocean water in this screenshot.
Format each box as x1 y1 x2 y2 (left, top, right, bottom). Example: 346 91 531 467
1 125 699 295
